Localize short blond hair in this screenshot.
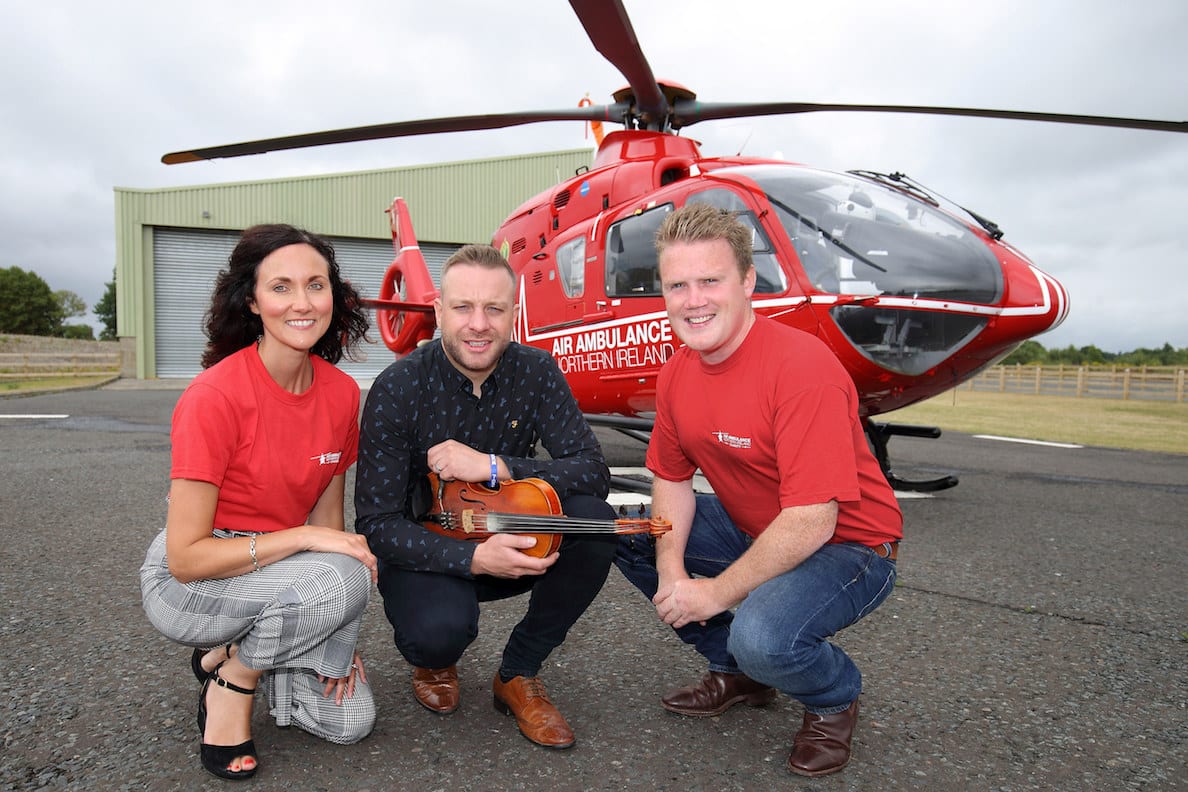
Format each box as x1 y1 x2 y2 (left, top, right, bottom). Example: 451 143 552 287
655 203 753 278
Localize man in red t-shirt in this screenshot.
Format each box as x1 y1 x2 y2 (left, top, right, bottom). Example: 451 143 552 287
616 203 903 778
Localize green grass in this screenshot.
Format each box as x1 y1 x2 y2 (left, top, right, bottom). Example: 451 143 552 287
0 375 117 394
880 390 1188 455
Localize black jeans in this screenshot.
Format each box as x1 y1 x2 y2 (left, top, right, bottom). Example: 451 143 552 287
377 494 617 678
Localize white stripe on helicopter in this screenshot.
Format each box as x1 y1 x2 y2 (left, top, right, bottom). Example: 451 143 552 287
515 261 1066 344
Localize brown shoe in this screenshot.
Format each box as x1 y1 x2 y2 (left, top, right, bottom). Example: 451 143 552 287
660 671 776 717
787 699 860 777
412 665 459 714
492 674 575 749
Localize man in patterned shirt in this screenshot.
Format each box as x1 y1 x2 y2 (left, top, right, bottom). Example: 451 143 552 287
355 244 617 749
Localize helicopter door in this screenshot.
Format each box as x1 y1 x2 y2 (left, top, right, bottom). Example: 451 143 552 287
523 232 588 336
683 187 789 295
604 203 673 299
520 229 594 344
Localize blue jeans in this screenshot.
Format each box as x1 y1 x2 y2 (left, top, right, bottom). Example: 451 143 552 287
615 495 897 714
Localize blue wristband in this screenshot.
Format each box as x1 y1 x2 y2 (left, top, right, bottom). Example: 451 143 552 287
489 453 499 488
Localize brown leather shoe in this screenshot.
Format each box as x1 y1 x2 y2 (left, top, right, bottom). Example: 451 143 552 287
660 671 776 717
787 698 860 777
492 674 575 749
412 665 459 714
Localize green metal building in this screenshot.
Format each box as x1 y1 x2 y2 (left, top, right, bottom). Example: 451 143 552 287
114 148 592 381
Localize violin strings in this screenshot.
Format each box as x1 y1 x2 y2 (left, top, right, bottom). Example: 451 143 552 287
437 511 649 534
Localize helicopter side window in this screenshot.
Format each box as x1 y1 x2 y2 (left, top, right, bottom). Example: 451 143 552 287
605 204 672 297
555 235 586 298
685 187 748 212
685 189 787 294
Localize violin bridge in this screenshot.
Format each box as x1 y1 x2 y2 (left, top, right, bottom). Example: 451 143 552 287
462 509 475 533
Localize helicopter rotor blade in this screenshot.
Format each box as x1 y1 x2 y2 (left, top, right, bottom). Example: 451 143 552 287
568 0 668 129
671 100 1187 134
162 104 630 164
359 297 436 313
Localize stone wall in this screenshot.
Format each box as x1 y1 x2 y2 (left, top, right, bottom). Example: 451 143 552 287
0 334 135 377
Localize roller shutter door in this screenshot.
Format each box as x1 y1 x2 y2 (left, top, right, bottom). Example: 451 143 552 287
152 227 457 382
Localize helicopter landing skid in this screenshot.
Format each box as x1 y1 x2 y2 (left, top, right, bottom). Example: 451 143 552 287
865 420 959 493
584 413 655 445
591 413 959 493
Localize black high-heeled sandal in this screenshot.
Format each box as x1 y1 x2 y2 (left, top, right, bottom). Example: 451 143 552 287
190 644 234 683
191 649 211 683
197 664 259 781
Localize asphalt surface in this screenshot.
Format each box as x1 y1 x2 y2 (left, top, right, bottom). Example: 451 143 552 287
1 383 1185 791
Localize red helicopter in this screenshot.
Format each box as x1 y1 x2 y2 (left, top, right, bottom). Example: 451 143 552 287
163 0 1186 492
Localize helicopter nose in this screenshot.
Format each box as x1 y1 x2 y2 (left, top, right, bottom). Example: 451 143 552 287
1002 260 1070 334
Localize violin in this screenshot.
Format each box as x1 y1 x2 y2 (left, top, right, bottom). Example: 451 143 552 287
420 472 671 558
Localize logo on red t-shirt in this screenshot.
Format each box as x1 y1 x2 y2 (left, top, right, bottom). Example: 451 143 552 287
310 451 343 465
712 431 752 449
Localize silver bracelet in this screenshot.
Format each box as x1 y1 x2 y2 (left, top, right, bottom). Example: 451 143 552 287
249 534 260 572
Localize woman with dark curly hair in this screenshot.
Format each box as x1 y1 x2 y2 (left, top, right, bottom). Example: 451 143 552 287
140 224 377 780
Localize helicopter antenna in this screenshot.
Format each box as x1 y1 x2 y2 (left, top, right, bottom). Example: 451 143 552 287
735 126 754 157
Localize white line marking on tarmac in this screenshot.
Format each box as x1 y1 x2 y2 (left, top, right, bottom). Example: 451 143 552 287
0 414 69 419
974 434 1082 449
608 492 650 506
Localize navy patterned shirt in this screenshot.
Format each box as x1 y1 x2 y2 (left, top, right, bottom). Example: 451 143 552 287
354 340 611 577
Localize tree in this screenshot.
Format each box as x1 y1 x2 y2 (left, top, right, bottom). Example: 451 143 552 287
995 340 1186 367
51 289 90 338
1078 344 1107 365
1002 339 1046 365
94 269 117 340
60 324 95 340
0 266 62 335
54 290 87 321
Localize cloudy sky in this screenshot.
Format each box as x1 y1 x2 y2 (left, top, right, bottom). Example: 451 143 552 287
2 0 1184 352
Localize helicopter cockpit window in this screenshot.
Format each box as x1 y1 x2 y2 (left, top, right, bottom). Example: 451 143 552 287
605 204 672 297
686 189 787 294
722 164 1003 376
739 164 1002 303
555 235 585 298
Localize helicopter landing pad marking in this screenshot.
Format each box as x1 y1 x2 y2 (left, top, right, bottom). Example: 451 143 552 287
974 435 1083 449
609 492 651 507
0 414 69 419
610 467 713 493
